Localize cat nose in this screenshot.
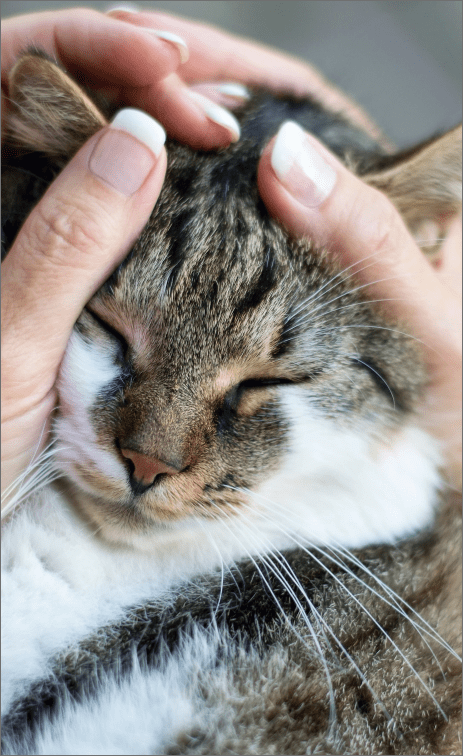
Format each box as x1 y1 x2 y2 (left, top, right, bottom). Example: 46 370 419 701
120 448 180 495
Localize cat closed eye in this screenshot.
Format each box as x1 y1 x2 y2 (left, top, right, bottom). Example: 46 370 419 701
222 377 296 415
238 378 295 389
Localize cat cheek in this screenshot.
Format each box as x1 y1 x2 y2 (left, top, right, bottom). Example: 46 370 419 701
58 331 121 414
72 462 128 499
236 388 275 416
55 331 128 485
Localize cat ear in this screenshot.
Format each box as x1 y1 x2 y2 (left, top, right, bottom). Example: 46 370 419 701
4 49 107 160
361 125 462 254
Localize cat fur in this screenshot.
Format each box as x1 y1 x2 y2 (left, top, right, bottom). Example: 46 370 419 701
1 50 462 755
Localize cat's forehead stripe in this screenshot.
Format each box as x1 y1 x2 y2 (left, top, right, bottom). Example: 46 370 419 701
232 248 279 315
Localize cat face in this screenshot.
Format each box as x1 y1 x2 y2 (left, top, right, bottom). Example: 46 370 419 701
55 134 422 536
3 52 461 545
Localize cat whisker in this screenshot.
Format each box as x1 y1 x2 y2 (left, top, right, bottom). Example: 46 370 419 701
1 439 66 519
282 324 439 359
330 541 461 662
225 487 450 719
289 247 401 318
250 491 449 676
280 296 406 348
213 502 338 726
223 499 403 726
287 278 409 342
239 486 458 661
192 511 227 619
196 500 245 595
305 276 406 321
348 355 396 408
283 276 409 341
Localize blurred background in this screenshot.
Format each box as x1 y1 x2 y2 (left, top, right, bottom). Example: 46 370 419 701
2 1 461 146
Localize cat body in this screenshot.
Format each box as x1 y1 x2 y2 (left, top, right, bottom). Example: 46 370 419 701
1 52 461 754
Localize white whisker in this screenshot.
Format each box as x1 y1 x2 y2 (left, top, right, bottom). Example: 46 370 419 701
223 485 452 720
1 439 68 519
241 485 459 661
349 356 396 408
210 500 338 725
289 248 401 319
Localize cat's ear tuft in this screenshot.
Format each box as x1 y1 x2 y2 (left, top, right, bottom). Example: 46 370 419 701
362 125 462 256
4 49 108 160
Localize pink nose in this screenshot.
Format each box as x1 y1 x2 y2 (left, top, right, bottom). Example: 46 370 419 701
120 448 179 486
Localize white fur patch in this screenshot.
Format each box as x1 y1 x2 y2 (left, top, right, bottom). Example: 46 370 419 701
55 330 126 484
59 329 120 410
254 388 441 548
2 630 221 756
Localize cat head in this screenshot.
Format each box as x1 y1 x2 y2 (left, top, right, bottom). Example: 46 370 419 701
3 52 461 546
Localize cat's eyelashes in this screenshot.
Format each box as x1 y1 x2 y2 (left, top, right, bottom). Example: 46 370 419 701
84 307 129 363
238 378 296 390
221 377 301 418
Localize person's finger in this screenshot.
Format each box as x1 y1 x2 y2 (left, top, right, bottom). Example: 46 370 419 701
2 109 167 416
257 121 461 364
2 10 241 150
117 72 241 149
433 214 462 298
107 8 391 147
1 8 185 89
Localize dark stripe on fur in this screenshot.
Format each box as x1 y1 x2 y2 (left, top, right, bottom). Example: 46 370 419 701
1 520 442 749
271 308 301 358
234 247 278 315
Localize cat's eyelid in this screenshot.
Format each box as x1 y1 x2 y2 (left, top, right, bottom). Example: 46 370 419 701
239 377 294 389
84 306 129 352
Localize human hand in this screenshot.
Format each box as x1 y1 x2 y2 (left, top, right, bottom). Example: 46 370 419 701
105 7 391 149
2 7 461 500
257 122 462 488
1 5 387 503
1 105 170 502
1 8 244 150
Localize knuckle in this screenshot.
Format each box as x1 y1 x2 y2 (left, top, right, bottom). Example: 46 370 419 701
23 196 108 269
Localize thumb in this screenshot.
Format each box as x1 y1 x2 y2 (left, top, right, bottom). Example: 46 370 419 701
257 121 458 360
2 109 167 413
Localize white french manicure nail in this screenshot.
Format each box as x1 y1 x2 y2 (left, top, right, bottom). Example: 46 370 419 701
106 4 140 13
188 91 241 142
90 109 165 195
146 30 189 64
216 83 250 100
110 108 166 156
271 121 337 207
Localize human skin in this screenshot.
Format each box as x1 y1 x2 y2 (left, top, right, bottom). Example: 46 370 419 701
1 8 461 503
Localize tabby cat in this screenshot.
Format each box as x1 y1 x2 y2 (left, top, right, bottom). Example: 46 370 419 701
1 51 461 755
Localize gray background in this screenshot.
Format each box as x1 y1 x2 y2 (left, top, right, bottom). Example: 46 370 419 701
2 1 462 146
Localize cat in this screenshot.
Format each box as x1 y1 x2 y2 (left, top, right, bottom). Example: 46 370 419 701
1 50 462 755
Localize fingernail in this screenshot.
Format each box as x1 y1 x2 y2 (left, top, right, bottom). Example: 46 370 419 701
106 4 140 13
89 108 166 196
215 83 250 100
188 91 240 142
271 121 337 207
188 82 250 110
145 30 189 63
